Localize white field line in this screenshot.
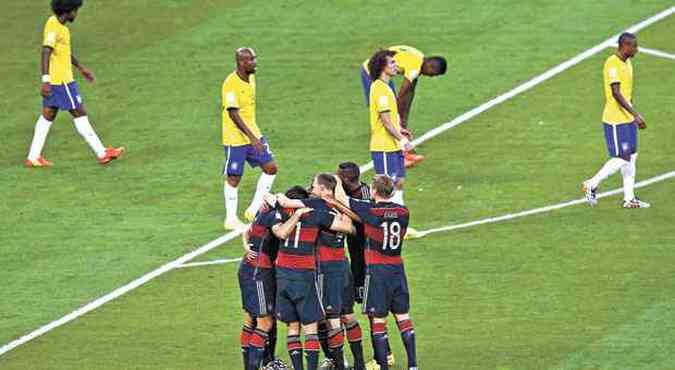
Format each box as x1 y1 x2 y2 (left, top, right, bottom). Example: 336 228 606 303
176 257 242 269
1 5 673 358
417 170 675 237
607 43 675 60
176 169 675 267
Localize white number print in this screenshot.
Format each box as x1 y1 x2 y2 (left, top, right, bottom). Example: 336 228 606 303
381 221 401 250
284 222 302 248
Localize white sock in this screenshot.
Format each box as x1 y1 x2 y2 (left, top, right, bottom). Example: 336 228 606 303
247 173 276 215
621 153 637 201
224 182 239 221
27 115 53 160
73 116 106 158
588 157 627 189
390 190 404 205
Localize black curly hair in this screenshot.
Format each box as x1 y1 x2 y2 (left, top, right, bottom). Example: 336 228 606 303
51 0 83 16
368 49 396 82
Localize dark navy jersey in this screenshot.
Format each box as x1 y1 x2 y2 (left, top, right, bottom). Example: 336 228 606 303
245 208 284 269
275 208 335 271
302 198 347 270
349 199 409 268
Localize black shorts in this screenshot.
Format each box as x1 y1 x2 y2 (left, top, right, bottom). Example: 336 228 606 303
238 263 276 317
318 262 355 317
275 268 324 325
362 268 409 318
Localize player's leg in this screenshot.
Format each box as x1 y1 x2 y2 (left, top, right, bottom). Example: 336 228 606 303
583 123 628 205
240 312 255 370
363 273 393 370
620 123 649 208
26 107 58 167
342 314 365 370
286 322 304 370
244 137 277 221
372 151 406 205
341 268 365 370
248 315 274 370
68 84 125 165
392 273 416 370
300 277 327 370
264 319 278 365
317 320 335 369
223 145 248 230
370 316 390 370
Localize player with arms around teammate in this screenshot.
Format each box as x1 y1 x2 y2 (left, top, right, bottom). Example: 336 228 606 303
367 50 419 238
276 174 366 370
222 47 278 230
582 33 650 209
26 0 125 167
239 186 312 370
272 192 354 370
360 46 447 168
328 175 418 370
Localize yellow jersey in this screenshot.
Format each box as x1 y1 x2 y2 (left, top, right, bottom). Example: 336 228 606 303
221 71 261 146
363 45 425 81
602 54 634 125
369 79 401 152
43 16 74 84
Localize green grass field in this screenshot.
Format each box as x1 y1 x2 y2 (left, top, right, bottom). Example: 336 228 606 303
1 1 674 369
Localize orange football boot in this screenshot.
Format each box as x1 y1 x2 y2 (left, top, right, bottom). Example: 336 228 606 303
98 146 126 165
403 151 425 168
24 156 53 168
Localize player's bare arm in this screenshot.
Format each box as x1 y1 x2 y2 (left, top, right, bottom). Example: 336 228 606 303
275 194 305 209
380 111 414 151
328 212 354 234
41 46 53 97
240 230 257 262
228 108 265 152
611 83 646 129
271 207 313 239
396 78 417 128
72 55 95 83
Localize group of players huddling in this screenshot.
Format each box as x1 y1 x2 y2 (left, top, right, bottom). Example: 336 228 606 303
27 2 653 370
227 46 445 370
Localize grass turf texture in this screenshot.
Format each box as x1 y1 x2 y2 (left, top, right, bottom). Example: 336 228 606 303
1 0 674 368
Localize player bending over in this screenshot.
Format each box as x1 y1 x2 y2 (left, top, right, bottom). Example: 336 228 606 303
26 0 125 167
222 47 278 231
367 50 419 238
582 33 650 209
360 46 446 168
327 175 418 370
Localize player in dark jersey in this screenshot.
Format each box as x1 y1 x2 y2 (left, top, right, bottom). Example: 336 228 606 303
239 186 312 370
327 175 418 370
277 173 366 370
272 184 354 370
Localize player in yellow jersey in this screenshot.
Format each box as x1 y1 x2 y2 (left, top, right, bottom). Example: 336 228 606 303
583 33 650 209
25 0 125 168
222 47 278 230
361 46 447 168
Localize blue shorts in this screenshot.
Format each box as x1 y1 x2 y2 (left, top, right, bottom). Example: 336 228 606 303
43 81 83 111
372 151 406 182
275 268 324 325
362 267 410 318
238 263 276 317
360 66 396 106
223 137 274 176
604 122 637 158
317 261 355 317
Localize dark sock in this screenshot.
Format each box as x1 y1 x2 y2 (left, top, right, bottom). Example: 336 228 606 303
397 319 417 368
288 334 304 370
248 329 269 370
345 319 365 370
264 322 277 365
328 328 346 370
305 334 321 370
372 322 389 370
240 324 254 370
318 320 333 360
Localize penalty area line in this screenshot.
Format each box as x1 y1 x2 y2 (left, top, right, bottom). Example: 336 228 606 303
418 169 675 237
